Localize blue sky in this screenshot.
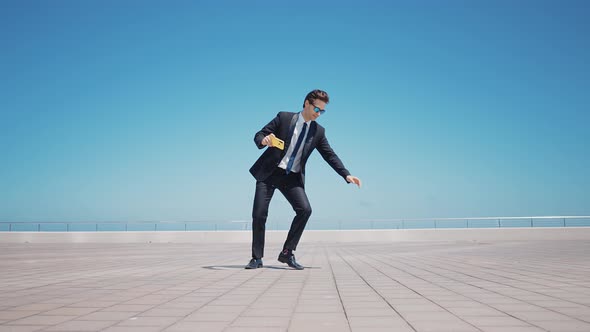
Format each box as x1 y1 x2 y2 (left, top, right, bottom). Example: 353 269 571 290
1 1 589 225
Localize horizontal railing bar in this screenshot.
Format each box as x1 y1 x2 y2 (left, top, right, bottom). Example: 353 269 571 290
2 216 590 224
0 221 230 224
1 216 589 225
362 216 590 222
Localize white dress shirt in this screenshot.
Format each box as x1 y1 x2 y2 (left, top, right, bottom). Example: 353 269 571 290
278 112 311 173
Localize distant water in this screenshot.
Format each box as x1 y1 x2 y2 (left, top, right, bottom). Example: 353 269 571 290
1 218 590 232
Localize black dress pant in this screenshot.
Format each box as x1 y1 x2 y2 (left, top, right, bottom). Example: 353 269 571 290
251 167 312 259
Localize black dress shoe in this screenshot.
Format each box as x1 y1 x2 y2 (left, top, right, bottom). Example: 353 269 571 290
278 252 304 270
245 258 263 269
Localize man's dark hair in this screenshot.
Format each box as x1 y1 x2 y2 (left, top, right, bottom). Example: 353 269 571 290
303 89 329 108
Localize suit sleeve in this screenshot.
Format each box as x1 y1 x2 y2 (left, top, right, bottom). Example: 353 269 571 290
254 112 281 149
316 132 351 183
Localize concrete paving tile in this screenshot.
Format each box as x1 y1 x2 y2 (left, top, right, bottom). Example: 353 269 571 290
138 307 195 317
42 307 98 316
288 320 350 331
346 307 400 316
509 310 572 321
10 305 63 312
400 310 459 321
529 300 584 308
296 299 341 306
409 320 480 332
116 316 180 327
0 312 39 321
103 304 154 312
42 320 116 331
38 298 88 305
242 307 293 317
343 301 390 309
490 304 544 312
290 312 347 320
462 315 531 326
156 301 206 310
0 326 46 332
394 304 447 312
102 327 162 332
163 321 228 332
527 319 590 332
68 301 119 308
231 316 289 327
478 327 549 332
6 315 75 326
294 305 344 313
386 298 435 306
349 328 411 332
447 306 505 316
348 316 410 328
183 311 240 322
76 311 138 321
433 301 485 308
225 328 286 332
479 298 524 305
289 312 350 330
554 306 590 316
119 296 172 305
249 302 297 309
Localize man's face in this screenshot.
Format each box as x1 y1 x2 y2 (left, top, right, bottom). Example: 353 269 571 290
304 99 326 121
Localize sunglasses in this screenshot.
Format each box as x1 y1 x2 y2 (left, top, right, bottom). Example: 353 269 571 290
312 103 326 115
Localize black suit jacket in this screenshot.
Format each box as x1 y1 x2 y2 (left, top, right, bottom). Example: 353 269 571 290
249 112 351 186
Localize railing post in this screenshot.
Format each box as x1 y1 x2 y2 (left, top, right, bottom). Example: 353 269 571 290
67 223 69 232
530 218 533 227
563 218 566 227
185 223 187 231
96 224 98 231
154 223 157 231
38 224 41 232
466 219 469 228
498 219 501 228
434 220 437 229
402 220 405 229
125 223 128 232
9 223 11 232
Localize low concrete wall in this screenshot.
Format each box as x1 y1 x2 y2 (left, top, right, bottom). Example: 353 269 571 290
1 227 590 243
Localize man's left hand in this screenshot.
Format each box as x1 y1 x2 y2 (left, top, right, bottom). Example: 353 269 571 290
346 175 362 188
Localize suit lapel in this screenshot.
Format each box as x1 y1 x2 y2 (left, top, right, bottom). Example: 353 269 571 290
285 113 299 147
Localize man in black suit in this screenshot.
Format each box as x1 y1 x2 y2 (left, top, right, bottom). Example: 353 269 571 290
246 89 362 270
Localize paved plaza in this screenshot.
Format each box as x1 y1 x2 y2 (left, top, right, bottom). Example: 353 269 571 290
1 237 590 331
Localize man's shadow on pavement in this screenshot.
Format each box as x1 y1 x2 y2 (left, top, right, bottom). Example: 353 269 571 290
202 265 321 270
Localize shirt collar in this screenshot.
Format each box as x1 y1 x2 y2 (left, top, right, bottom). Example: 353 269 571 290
298 111 312 126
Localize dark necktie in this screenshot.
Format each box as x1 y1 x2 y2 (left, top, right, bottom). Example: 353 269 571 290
286 122 308 174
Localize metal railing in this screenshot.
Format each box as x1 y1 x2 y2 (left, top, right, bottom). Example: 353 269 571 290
0 216 589 232
0 220 250 232
359 216 590 230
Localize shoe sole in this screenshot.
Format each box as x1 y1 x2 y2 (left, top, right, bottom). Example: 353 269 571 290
245 264 263 269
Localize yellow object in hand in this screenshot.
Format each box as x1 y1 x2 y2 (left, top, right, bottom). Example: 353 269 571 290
271 136 285 150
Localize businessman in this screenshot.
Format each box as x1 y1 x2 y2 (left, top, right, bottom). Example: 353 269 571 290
246 89 362 270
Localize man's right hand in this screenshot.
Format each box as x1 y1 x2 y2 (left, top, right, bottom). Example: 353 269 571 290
262 133 276 147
